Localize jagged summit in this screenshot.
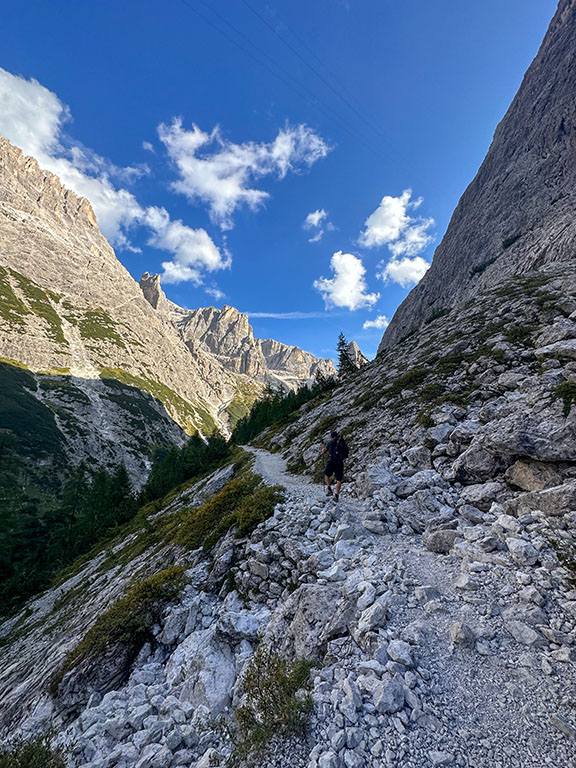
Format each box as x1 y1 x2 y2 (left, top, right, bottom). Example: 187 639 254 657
140 273 337 389
381 0 576 350
346 340 369 369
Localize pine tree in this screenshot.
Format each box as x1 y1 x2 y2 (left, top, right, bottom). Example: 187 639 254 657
337 332 357 378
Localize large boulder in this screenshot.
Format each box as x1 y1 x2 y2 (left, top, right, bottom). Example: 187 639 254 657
502 482 576 518
165 628 235 715
504 459 563 491
262 584 343 661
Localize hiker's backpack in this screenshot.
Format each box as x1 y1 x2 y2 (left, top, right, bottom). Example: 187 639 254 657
330 436 349 461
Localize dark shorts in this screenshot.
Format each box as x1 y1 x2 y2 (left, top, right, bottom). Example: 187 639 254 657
325 459 344 482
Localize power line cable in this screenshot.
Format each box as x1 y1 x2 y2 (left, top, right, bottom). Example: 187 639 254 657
175 0 390 162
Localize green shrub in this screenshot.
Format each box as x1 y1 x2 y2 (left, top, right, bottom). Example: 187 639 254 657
418 409 434 428
51 566 186 694
418 381 445 403
387 367 428 397
553 383 576 416
171 472 284 551
504 325 537 347
0 737 66 768
228 645 313 763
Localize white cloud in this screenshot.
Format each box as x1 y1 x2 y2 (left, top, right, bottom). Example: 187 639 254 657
359 189 434 256
159 119 331 230
363 314 389 330
246 311 328 319
303 207 335 243
0 67 225 285
205 285 225 302
377 256 430 288
304 208 327 229
314 251 379 311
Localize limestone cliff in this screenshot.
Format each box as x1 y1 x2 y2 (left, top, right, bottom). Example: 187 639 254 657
381 0 576 351
0 136 263 477
139 273 337 390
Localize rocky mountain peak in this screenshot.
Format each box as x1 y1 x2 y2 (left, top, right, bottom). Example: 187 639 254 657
140 276 337 388
380 0 576 351
346 340 369 369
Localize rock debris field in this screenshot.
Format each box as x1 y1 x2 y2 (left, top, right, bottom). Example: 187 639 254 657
47 446 575 768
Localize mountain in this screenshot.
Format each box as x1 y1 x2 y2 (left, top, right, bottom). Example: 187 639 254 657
2 3 576 767
140 273 336 390
381 0 576 350
0 137 331 482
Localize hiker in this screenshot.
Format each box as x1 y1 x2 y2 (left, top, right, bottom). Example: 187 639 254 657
321 430 349 502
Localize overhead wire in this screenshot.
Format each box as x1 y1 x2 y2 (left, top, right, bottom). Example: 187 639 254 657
239 0 415 172
175 0 391 163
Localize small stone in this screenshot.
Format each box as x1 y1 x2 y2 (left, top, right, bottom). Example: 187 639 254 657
373 679 405 714
450 621 476 648
387 639 414 667
428 750 454 766
507 538 539 567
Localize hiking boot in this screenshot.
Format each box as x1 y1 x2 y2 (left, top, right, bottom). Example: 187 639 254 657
326 486 333 497
334 493 339 502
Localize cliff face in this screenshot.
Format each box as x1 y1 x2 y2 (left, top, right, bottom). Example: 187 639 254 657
0 137 252 446
139 273 337 390
381 0 576 351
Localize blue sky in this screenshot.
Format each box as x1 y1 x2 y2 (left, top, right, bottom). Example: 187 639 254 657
0 0 557 360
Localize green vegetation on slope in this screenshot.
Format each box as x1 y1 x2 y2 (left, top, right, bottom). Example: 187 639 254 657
51 566 186 694
229 644 313 763
232 374 337 445
0 737 66 768
100 367 217 435
0 463 138 615
0 266 30 328
167 469 284 551
77 309 126 348
10 270 67 345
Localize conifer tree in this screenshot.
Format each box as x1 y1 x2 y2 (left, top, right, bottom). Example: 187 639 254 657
337 332 357 378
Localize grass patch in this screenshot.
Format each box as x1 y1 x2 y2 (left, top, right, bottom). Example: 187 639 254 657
78 310 126 348
51 566 186 695
0 266 31 328
227 645 313 764
504 325 537 347
418 409 434 428
0 737 66 767
10 270 67 345
553 383 576 416
308 414 339 442
99 367 215 434
169 471 284 551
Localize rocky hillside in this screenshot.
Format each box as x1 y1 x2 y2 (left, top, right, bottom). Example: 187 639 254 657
140 273 336 391
382 0 576 349
1 3 575 767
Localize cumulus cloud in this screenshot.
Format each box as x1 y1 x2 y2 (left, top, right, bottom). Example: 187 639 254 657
303 207 335 243
377 255 430 288
363 314 389 330
158 119 331 230
358 189 434 256
314 251 379 311
0 67 226 286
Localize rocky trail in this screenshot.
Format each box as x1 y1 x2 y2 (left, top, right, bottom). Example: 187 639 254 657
38 446 576 768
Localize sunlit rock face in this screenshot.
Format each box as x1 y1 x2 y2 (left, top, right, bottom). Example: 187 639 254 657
381 0 576 351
